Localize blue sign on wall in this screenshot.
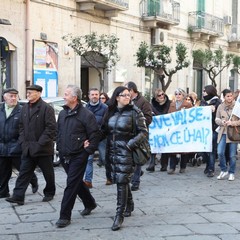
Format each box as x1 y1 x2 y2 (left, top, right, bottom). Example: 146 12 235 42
33 40 58 97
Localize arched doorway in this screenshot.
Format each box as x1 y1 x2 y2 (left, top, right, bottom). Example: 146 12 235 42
80 51 106 101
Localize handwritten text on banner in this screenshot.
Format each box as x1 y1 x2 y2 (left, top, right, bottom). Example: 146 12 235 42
149 106 212 153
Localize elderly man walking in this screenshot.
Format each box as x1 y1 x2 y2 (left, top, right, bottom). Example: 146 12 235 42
0 88 38 198
6 84 56 205
56 85 100 228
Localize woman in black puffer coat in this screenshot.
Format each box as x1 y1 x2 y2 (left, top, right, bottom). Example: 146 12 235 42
102 86 148 231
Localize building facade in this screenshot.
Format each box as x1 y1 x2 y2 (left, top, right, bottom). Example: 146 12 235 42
0 0 239 100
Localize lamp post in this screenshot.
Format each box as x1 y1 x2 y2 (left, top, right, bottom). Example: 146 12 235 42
0 18 11 99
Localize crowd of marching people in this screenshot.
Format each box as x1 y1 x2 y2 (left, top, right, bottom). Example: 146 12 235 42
0 82 240 231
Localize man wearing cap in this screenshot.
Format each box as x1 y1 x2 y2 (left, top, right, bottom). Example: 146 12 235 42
0 88 38 198
6 84 56 205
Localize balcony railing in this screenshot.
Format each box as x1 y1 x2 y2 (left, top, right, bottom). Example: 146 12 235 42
140 0 180 28
188 11 224 36
228 24 240 48
229 24 240 41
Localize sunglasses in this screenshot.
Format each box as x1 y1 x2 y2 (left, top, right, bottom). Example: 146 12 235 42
157 93 164 97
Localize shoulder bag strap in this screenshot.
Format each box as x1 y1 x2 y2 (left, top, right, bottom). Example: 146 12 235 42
132 110 136 136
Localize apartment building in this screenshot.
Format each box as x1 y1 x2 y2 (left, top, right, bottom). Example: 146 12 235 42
0 0 239 100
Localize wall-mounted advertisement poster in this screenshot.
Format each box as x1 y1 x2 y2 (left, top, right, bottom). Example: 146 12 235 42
33 40 58 97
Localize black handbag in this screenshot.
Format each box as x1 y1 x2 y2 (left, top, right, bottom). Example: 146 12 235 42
132 110 151 166
227 125 240 142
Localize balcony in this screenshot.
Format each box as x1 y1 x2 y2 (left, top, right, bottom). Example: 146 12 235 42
76 0 129 17
228 24 240 49
140 0 180 29
188 11 224 42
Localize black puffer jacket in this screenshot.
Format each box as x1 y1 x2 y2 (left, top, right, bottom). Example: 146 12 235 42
104 104 148 184
0 103 22 156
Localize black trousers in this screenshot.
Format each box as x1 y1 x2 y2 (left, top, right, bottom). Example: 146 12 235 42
169 154 188 170
0 156 38 196
13 155 55 200
60 151 96 220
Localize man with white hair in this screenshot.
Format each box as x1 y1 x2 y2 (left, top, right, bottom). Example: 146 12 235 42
56 85 100 228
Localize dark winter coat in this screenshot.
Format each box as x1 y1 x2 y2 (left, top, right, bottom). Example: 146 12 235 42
103 104 148 184
86 101 108 127
200 96 222 131
0 103 22 156
19 98 56 157
132 93 152 126
57 103 100 157
151 95 171 115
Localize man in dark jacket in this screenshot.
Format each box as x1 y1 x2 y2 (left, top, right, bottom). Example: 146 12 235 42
0 88 38 198
84 88 109 188
125 81 152 191
6 85 56 205
55 85 100 228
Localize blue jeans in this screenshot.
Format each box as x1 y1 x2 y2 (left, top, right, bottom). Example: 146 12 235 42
217 134 237 174
131 165 141 187
98 139 107 165
84 154 94 182
84 139 107 182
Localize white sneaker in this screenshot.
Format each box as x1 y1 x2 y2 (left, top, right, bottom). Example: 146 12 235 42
217 171 228 180
228 174 235 181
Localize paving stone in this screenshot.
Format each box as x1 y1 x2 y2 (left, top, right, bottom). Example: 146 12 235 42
1 162 240 239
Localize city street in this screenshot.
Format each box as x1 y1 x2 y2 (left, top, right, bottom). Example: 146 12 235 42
1 159 240 240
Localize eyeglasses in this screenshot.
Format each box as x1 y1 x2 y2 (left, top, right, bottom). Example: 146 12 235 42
100 97 106 99
175 93 182 96
157 93 164 97
119 94 131 98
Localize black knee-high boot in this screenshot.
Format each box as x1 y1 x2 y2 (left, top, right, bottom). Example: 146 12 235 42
112 184 128 231
146 154 155 172
124 184 134 217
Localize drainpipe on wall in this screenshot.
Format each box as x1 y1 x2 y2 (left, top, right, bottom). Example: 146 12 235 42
25 0 31 93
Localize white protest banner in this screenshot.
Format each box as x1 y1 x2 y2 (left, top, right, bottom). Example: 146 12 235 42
231 94 240 119
149 106 212 153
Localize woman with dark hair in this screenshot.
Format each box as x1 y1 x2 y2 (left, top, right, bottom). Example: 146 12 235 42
102 86 148 231
215 89 240 181
99 92 110 105
200 85 221 177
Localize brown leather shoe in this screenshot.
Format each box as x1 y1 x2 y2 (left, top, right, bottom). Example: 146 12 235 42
84 181 93 188
105 179 112 185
